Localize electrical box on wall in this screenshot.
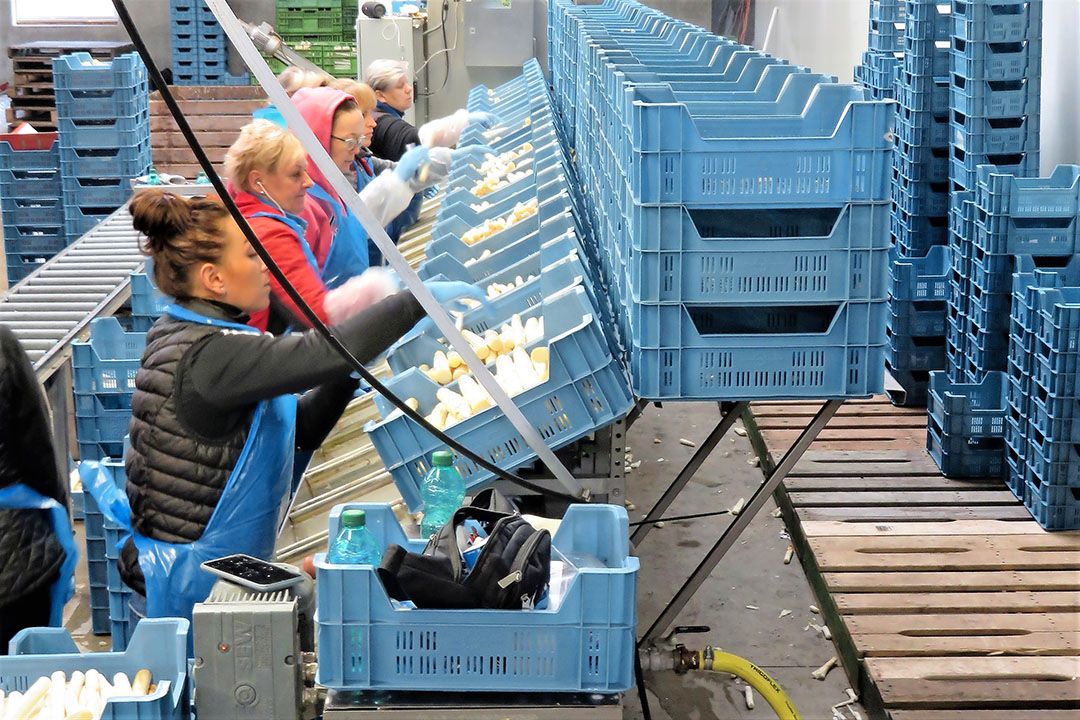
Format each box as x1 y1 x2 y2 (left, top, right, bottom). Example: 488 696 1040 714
463 0 536 67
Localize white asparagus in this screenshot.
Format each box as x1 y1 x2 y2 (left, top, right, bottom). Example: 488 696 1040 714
63 712 93 720
784 546 795 564
111 674 131 698
96 675 115 716
10 676 50 720
78 671 98 716
131 670 152 697
3 692 21 720
0 690 6 719
64 672 84 717
44 671 66 718
743 685 755 710
812 656 839 681
20 690 47 720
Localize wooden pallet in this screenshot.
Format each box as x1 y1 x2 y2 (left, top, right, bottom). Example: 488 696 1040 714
149 86 268 179
744 397 1080 720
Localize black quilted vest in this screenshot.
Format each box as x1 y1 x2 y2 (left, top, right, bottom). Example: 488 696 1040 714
124 311 255 547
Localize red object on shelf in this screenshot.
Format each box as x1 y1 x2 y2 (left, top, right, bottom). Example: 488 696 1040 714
0 130 58 150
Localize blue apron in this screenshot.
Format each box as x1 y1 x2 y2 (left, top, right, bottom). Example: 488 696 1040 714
131 304 297 622
250 203 322 281
307 183 370 289
0 484 77 627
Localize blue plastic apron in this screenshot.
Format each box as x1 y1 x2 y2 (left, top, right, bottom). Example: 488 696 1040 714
307 183 370 289
131 304 297 622
0 484 77 626
250 204 321 280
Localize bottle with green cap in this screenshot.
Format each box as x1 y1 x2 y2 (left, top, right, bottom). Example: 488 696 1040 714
327 508 382 565
420 450 466 538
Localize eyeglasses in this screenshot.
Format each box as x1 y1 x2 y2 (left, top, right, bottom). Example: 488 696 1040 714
331 134 364 151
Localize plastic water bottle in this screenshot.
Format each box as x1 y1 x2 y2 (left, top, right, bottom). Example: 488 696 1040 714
420 451 466 538
327 509 382 565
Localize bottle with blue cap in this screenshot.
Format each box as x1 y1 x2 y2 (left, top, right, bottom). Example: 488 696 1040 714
327 508 382 565
420 450 466 539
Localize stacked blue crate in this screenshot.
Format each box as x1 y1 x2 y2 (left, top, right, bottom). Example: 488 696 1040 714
54 53 151 241
855 0 905 101
0 132 66 284
171 0 249 86
884 0 953 403
81 458 134 643
550 0 892 403
927 0 1044 478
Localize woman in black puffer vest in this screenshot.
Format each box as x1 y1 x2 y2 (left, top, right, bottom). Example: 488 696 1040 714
0 325 70 651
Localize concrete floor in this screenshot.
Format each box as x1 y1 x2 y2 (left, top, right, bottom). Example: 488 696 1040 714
61 401 865 718
622 403 864 720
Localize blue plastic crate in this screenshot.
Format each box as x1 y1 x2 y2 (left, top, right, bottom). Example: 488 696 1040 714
895 113 951 148
903 39 951 77
871 0 907 24
890 245 952 301
3 226 69 256
76 396 133 447
894 142 950 183
887 329 948 370
66 206 119 239
54 85 149 121
0 133 59 171
61 175 133 207
950 75 1040 118
621 85 893 207
627 300 886 400
894 181 951 217
53 52 148 91
976 164 1080 219
1026 435 1080 488
0 196 64 226
5 256 46 284
60 142 152 179
72 317 147 395
927 370 1007 437
885 361 931 406
0 619 190 719
1033 286 1080 353
169 0 198 24
1023 490 1080 531
892 211 951 254
951 115 1039 155
952 37 1042 81
130 271 170 318
927 414 1007 478
889 300 948 337
315 503 638 693
868 21 906 52
0 169 62 199
58 111 150 150
367 286 633 511
950 148 1038 190
952 0 1042 43
621 202 889 305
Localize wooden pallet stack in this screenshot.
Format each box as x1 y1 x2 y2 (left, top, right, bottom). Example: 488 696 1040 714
149 86 268 179
746 397 1080 719
6 41 135 132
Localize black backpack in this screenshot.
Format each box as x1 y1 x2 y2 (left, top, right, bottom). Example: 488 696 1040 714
378 490 551 610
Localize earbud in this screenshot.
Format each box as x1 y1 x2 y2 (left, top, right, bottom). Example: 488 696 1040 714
256 181 268 195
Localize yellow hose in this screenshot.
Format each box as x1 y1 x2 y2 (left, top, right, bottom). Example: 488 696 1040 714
697 650 803 720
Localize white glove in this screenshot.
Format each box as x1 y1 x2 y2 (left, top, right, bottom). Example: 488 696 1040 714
324 267 398 325
417 108 471 148
358 170 416 226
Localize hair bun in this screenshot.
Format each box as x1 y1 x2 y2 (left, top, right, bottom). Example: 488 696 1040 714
129 190 192 251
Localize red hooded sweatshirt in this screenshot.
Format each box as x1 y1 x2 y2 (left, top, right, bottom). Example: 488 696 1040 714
292 87 356 263
230 184 331 331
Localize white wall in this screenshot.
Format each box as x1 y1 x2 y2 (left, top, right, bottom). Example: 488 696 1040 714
752 0 869 81
1039 0 1080 170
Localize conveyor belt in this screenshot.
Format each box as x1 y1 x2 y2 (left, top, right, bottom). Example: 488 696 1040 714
1 206 144 382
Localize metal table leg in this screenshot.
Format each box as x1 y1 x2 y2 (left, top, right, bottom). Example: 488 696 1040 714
630 401 748 547
638 399 844 648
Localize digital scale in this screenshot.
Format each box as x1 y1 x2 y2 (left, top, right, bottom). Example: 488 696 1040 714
323 690 623 718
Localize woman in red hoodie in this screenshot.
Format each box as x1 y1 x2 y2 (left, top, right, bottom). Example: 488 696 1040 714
226 119 396 332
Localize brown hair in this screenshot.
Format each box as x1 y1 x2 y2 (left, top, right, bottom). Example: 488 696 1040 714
332 97 361 127
328 78 377 113
129 191 231 298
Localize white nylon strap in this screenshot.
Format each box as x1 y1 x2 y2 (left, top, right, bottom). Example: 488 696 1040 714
205 0 584 498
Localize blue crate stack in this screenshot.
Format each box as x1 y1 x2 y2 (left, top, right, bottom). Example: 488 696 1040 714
0 133 67 285
53 52 151 241
81 458 138 645
855 0 905 101
927 0 1045 480
171 0 250 86
550 0 892 403
72 317 146 634
884 0 954 405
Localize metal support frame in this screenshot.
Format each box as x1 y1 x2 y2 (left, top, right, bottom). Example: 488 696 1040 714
638 399 844 648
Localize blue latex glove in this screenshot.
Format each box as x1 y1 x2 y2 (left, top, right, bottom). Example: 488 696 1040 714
403 280 486 340
452 144 496 165
394 145 431 183
467 111 500 129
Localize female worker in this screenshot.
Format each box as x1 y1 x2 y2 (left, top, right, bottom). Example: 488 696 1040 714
226 119 394 332
290 86 493 288
329 78 420 256
117 190 481 622
365 59 500 161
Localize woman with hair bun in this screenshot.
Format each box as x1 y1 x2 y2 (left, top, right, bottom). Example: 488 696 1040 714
117 190 481 623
